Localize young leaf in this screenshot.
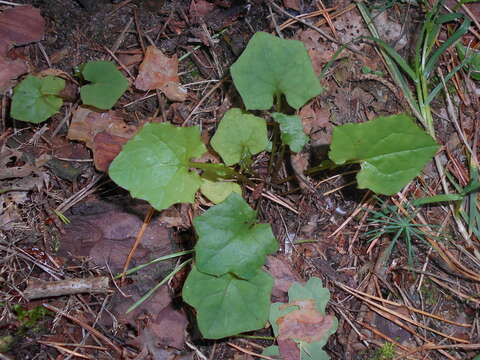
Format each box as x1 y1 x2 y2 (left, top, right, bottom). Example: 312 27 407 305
10 75 65 123
200 179 242 204
230 32 322 110
210 108 268 166
80 61 129 110
288 277 331 314
272 113 309 152
329 114 439 195
194 193 278 279
182 265 274 339
109 122 207 211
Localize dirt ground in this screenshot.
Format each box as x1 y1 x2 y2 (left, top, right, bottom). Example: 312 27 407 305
1 0 479 359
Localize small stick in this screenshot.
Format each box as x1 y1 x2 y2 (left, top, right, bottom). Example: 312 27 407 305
42 304 123 356
23 276 110 300
227 342 274 360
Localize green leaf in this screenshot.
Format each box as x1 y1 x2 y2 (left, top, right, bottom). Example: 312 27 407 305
210 108 268 166
269 302 297 337
263 345 280 357
109 122 207 211
456 43 480 81
230 32 322 110
80 61 129 109
329 114 439 195
10 75 65 123
288 277 331 315
272 113 309 152
300 340 332 360
200 179 242 204
182 265 274 339
412 194 464 206
194 193 278 279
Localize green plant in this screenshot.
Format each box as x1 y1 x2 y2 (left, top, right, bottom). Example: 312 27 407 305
10 75 65 123
264 278 338 360
107 31 441 340
370 342 396 360
328 113 439 195
357 0 470 135
183 193 277 339
364 197 440 265
79 60 129 110
12 304 50 332
456 43 480 80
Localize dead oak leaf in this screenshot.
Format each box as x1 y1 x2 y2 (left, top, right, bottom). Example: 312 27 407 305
277 300 335 344
135 45 187 102
67 106 138 171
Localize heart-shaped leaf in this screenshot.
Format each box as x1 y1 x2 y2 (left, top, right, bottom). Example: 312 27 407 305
230 32 322 110
329 114 439 195
182 265 274 339
10 75 65 123
194 192 278 279
272 112 309 152
200 179 242 204
80 61 129 110
109 122 207 211
210 108 268 166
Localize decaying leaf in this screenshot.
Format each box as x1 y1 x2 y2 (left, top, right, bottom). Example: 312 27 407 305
0 5 45 92
189 0 215 24
67 106 138 171
135 45 187 102
0 5 45 45
277 300 336 344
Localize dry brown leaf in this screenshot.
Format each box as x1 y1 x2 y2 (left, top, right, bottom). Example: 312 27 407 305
283 0 300 11
0 5 45 46
189 0 215 24
267 255 301 302
67 106 138 171
135 45 187 102
277 300 335 344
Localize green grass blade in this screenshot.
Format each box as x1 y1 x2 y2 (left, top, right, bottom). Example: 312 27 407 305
425 17 471 77
115 250 193 279
126 258 192 313
426 58 470 104
412 194 464 206
364 36 418 82
357 3 421 118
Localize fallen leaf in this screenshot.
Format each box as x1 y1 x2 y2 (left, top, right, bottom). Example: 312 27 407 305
277 300 336 344
149 305 189 349
266 255 302 302
295 29 345 76
135 45 187 102
0 42 28 93
277 338 300 360
299 102 332 146
283 0 300 11
189 0 215 24
0 5 45 45
0 147 34 180
0 5 45 92
67 106 138 171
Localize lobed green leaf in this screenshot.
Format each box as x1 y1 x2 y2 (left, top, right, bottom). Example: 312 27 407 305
109 122 207 211
182 265 273 339
210 108 268 166
194 193 278 279
230 32 322 110
329 114 439 195
10 75 65 123
272 113 309 153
